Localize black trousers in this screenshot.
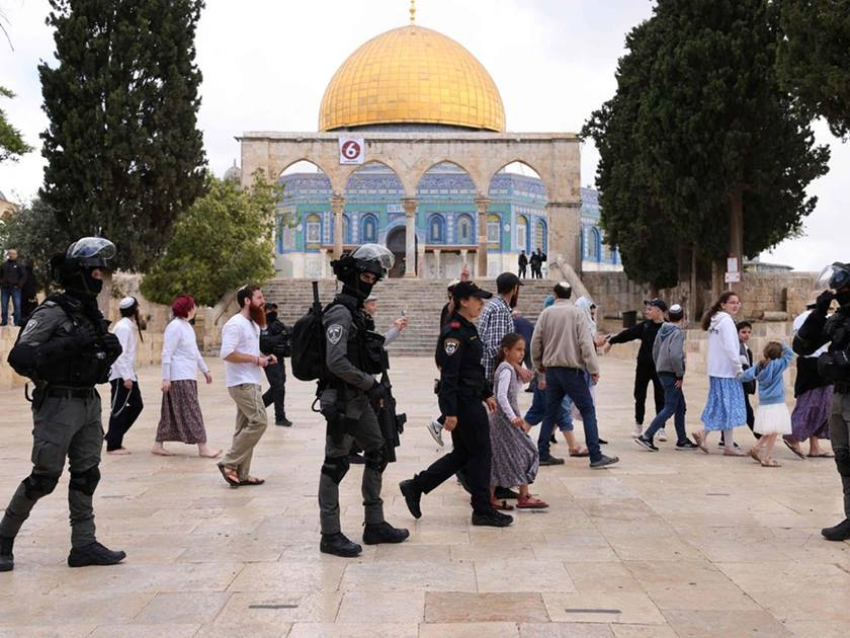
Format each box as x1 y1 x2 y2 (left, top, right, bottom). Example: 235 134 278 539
105 380 143 451
262 361 286 419
519 265 527 278
634 361 664 425
415 395 492 515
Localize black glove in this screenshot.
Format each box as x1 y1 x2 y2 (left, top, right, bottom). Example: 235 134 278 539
367 381 388 403
816 290 835 314
101 332 123 358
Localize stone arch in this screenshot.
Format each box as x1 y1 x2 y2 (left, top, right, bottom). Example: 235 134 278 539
413 158 485 195
486 158 549 196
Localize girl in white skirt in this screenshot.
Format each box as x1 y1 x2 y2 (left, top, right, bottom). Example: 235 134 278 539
740 341 794 467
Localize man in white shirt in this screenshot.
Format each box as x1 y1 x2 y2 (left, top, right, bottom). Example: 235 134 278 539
105 296 144 455
217 285 275 487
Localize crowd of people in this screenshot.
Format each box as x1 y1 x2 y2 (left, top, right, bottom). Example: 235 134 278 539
1 237 849 573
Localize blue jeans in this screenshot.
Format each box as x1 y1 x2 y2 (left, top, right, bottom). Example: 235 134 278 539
1 287 21 325
525 378 573 432
643 373 688 444
540 367 601 462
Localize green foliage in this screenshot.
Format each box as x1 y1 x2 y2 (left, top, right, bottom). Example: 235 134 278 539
777 0 850 139
39 0 207 273
141 172 280 308
0 86 33 163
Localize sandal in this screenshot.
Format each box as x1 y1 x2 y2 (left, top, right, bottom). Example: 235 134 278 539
568 447 589 458
217 463 240 487
723 448 745 457
239 477 265 486
807 452 834 458
760 458 781 468
491 499 514 511
693 431 709 454
517 495 549 509
783 439 807 460
747 447 762 463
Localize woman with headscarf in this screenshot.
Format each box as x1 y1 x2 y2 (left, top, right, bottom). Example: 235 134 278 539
152 295 221 458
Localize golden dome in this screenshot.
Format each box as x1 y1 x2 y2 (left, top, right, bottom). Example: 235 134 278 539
319 25 506 132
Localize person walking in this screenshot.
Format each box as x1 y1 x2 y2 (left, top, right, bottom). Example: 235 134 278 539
479 272 530 385
152 295 220 458
20 261 38 321
635 304 698 451
399 281 513 528
532 282 619 469
694 292 747 455
742 342 794 467
217 286 272 487
104 296 145 455
261 302 292 427
605 299 667 440
1 247 26 326
518 250 528 279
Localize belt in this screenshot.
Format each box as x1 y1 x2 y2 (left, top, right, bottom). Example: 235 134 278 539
44 387 98 399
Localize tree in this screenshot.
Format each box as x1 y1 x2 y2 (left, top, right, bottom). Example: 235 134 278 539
141 172 280 308
777 0 850 139
39 0 207 273
0 86 32 164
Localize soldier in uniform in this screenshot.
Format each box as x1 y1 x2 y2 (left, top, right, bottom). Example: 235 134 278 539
1 237 125 571
794 262 850 541
261 302 292 427
400 281 514 528
318 243 409 557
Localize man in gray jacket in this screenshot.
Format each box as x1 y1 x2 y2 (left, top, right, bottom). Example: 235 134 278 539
635 304 698 451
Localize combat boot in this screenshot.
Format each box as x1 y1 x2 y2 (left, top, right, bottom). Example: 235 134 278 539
68 541 126 567
363 521 410 545
822 518 850 541
399 479 422 519
320 532 362 557
472 510 513 527
0 536 14 572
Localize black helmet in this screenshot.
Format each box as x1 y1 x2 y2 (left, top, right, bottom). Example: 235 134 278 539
331 243 394 301
51 237 116 297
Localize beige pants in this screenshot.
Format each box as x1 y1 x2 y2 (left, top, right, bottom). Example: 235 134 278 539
222 384 268 481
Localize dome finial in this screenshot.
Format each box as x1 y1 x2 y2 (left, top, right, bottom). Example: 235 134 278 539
409 0 416 24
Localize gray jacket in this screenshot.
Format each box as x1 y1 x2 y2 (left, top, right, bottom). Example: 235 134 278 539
653 322 685 378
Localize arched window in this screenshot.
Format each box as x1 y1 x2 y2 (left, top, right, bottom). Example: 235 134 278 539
342 214 351 244
361 214 378 243
305 213 322 246
517 215 529 253
487 213 501 246
587 227 600 260
535 219 547 253
457 214 473 244
429 215 445 243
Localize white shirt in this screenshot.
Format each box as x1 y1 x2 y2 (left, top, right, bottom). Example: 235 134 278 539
109 317 138 382
161 318 210 381
706 312 743 378
220 312 262 387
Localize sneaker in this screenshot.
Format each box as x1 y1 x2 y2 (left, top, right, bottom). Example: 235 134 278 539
589 454 620 469
0 537 13 572
472 510 514 527
275 416 293 427
634 436 658 452
399 479 422 519
427 419 444 447
632 423 642 438
675 440 699 450
362 521 410 545
539 455 566 466
320 532 362 557
67 541 126 568
494 486 520 500
657 429 668 442
821 518 850 542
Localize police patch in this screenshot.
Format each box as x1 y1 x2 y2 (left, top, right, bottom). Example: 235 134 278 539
20 320 38 337
444 338 460 356
327 324 343 345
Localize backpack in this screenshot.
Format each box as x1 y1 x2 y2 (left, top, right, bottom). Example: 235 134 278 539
290 281 328 381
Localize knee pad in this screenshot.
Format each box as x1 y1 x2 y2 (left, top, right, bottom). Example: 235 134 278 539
69 466 101 496
364 448 388 474
22 472 60 500
321 456 350 485
835 449 850 478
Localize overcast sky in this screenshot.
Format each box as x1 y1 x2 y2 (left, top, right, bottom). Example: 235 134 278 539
2 0 847 272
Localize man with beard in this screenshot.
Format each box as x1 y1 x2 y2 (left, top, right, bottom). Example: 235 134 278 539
261 302 292 427
217 285 275 488
479 272 532 387
104 296 145 455
1 237 125 572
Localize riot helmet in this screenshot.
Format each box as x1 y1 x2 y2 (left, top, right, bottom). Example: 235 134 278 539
51 237 116 298
331 243 394 301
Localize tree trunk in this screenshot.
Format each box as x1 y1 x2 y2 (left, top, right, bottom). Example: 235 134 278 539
728 188 744 295
689 243 699 322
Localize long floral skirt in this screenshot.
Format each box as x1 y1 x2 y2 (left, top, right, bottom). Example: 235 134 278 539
701 377 747 431
789 386 832 441
156 379 208 444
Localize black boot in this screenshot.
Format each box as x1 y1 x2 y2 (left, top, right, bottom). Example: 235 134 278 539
821 518 850 541
472 510 514 527
363 521 410 545
320 532 362 557
0 536 14 572
275 415 292 427
67 541 126 567
399 479 422 519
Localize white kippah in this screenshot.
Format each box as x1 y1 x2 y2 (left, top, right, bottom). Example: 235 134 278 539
119 296 136 310
559 281 571 289
669 304 683 314
365 295 377 302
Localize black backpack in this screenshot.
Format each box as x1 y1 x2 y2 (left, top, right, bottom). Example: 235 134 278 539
290 281 328 381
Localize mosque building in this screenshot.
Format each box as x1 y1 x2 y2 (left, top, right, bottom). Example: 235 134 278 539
232 4 621 279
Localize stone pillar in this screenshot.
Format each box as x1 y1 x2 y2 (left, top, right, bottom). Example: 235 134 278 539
546 200 582 276
319 248 328 279
434 249 441 279
461 249 470 278
331 195 346 259
475 196 490 278
418 245 427 279
402 197 418 278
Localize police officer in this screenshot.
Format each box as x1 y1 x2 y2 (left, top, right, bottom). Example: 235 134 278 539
795 262 850 542
261 302 292 427
1 237 125 571
318 243 409 557
399 281 514 528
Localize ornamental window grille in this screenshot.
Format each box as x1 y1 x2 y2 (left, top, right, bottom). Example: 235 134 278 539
429 215 445 242
361 215 377 243
306 214 321 245
487 214 501 245
516 215 528 252
457 214 473 244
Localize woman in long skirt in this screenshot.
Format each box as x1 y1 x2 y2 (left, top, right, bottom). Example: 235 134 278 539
152 295 221 458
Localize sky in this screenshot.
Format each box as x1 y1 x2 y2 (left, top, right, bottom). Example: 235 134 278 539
1 0 848 272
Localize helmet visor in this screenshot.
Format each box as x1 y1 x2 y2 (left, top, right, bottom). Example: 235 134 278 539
815 262 850 291
66 237 116 268
351 243 395 276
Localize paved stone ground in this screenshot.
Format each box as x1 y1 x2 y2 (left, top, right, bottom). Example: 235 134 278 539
0 356 848 638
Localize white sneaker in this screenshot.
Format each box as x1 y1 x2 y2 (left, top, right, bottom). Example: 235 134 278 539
657 429 668 443
427 419 444 447
632 423 642 438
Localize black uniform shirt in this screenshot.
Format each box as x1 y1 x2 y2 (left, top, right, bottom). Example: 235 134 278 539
435 312 492 417
609 320 662 367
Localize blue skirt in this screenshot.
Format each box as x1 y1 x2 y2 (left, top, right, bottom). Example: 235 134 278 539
701 377 747 431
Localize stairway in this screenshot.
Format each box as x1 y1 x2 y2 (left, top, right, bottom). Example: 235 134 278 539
263 278 562 356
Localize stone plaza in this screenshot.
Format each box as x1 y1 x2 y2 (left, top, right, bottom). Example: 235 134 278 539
0 355 848 637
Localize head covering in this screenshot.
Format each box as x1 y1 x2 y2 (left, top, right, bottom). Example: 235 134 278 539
365 295 378 303
668 303 684 321
171 294 195 319
644 298 669 312
119 296 136 310
574 296 597 336
543 294 555 309
452 281 493 302
447 279 461 291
